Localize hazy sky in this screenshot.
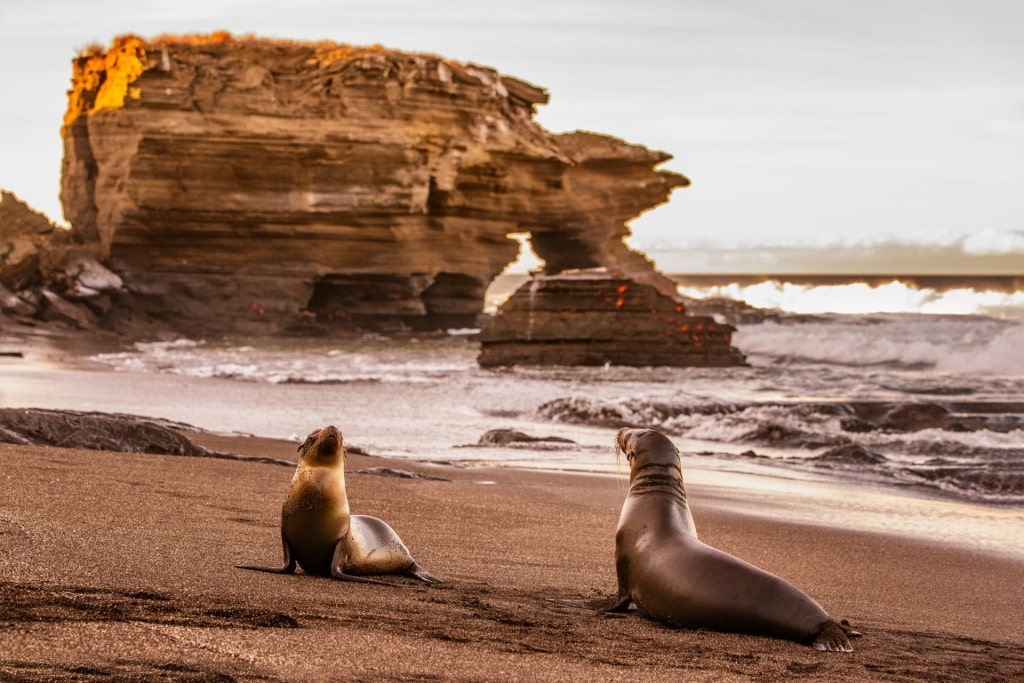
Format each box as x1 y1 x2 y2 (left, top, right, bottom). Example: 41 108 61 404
1 0 1021 271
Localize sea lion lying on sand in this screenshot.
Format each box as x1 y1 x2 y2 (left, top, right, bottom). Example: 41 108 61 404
571 427 857 651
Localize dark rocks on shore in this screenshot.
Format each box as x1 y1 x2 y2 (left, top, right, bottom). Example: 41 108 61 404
811 443 888 466
839 401 1024 434
353 467 451 482
0 408 214 456
737 422 848 450
475 428 576 446
0 408 310 467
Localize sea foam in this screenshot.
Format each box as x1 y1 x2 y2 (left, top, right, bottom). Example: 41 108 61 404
734 315 1023 376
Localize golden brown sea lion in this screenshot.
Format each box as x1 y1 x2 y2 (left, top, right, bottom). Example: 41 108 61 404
237 425 441 584
580 428 856 651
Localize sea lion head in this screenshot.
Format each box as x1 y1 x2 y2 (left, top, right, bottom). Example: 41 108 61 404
297 425 344 466
616 428 679 469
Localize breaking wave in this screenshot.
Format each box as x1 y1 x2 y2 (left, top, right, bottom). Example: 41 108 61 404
676 280 1024 318
734 315 1024 375
90 335 477 384
534 395 1024 505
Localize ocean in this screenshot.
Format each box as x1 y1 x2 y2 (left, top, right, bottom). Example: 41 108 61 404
39 274 1015 510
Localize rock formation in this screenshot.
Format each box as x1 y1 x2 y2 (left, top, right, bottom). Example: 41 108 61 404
0 191 70 295
0 408 213 456
59 32 689 334
0 191 124 329
477 270 746 367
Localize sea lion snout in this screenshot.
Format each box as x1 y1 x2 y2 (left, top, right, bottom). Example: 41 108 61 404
615 428 643 460
315 426 343 456
296 425 343 460
616 428 676 465
319 425 341 444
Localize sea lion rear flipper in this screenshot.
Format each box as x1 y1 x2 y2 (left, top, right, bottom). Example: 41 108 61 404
812 618 855 653
550 594 633 613
405 562 444 584
329 538 393 585
841 618 863 638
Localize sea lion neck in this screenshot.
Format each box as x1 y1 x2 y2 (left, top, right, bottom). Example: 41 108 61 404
305 450 343 468
628 461 688 507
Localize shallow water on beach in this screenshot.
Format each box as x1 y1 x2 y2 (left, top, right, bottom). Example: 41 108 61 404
4 309 1024 559
8 310 1006 509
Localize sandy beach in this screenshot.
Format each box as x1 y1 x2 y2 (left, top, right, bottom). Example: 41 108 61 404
1 424 1022 682
2 4 1022 679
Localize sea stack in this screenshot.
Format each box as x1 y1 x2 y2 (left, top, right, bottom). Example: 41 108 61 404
477 270 746 367
58 32 689 335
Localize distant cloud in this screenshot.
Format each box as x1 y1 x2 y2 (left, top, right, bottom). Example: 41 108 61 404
961 229 1024 255
641 229 1024 254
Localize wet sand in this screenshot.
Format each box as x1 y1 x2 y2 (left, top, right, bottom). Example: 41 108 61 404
2 431 1022 682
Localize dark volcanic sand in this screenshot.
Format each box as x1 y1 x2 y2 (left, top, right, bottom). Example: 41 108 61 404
1 432 1022 682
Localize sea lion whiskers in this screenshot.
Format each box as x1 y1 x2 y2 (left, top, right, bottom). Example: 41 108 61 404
613 437 629 485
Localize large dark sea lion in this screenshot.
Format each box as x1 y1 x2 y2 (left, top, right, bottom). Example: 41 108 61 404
590 428 855 651
237 425 441 584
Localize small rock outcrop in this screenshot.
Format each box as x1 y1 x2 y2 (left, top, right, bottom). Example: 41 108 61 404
59 33 688 334
477 270 746 367
0 191 124 329
0 408 212 456
0 191 68 293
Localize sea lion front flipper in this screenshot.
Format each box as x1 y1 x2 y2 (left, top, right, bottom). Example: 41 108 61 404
404 562 443 584
812 618 855 653
236 537 298 574
236 562 297 574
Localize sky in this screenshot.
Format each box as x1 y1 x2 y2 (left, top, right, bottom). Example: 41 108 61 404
1 0 1022 274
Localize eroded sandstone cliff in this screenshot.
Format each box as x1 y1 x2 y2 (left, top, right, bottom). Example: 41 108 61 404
60 33 688 333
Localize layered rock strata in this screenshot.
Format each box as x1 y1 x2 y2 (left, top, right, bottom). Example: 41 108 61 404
478 270 746 367
60 33 688 333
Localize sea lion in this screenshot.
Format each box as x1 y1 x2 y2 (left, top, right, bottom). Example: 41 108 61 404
587 427 855 651
237 425 441 584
